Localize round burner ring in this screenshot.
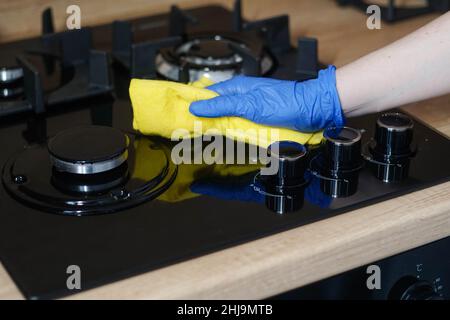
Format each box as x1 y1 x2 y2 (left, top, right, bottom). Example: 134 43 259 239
47 126 129 175
176 36 244 67
2 134 178 216
156 33 275 82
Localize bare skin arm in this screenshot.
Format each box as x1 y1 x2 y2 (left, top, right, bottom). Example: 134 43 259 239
336 12 450 117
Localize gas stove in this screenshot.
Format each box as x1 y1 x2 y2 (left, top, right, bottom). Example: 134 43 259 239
0 2 450 300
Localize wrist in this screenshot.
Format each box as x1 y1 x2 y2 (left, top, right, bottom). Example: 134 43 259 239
293 65 346 132
324 65 346 128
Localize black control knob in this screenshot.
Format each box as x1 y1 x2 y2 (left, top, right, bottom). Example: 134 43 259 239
323 126 362 170
266 141 308 186
389 276 443 300
369 113 415 182
263 141 308 214
374 112 414 157
316 127 363 198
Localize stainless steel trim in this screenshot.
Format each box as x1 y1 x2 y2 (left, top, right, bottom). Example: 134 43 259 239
176 38 244 67
0 67 24 84
50 150 128 175
155 52 273 83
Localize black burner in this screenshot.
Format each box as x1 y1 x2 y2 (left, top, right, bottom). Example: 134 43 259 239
2 134 178 216
48 126 129 175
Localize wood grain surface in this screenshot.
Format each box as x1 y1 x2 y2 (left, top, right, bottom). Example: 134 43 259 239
0 0 449 299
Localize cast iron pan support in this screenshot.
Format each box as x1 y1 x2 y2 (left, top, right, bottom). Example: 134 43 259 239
232 0 243 32
243 15 292 54
18 55 45 114
2 15 113 118
229 42 261 77
42 7 55 35
169 5 198 38
232 0 318 80
39 28 113 104
231 0 291 53
112 20 182 79
131 37 182 79
296 38 318 81
112 20 132 69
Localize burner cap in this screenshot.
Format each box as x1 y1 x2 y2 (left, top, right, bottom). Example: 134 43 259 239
48 126 129 175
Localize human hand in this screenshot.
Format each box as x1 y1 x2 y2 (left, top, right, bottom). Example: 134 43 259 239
189 65 345 132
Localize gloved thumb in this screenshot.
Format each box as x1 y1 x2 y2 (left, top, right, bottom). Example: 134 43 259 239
189 95 247 118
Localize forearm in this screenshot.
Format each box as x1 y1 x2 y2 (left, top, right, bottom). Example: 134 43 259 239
336 12 450 117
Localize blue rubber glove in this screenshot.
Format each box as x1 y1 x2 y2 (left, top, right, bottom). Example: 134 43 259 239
190 65 345 132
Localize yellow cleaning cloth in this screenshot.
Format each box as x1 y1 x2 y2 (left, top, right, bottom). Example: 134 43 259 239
129 78 323 148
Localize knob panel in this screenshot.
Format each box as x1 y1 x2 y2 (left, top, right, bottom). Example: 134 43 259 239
389 276 442 300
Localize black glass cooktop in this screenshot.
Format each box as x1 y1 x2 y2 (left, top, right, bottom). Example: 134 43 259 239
1 6 450 300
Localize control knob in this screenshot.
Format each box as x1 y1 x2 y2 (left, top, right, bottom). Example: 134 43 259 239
263 141 308 214
389 276 443 300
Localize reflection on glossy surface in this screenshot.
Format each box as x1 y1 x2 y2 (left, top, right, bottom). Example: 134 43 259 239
51 163 129 194
310 154 362 198
156 139 261 203
155 139 334 213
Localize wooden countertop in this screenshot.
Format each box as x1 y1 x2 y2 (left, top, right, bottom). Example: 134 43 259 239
1 0 449 299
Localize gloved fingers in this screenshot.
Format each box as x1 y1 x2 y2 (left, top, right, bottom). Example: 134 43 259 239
190 94 249 118
207 76 284 95
206 76 249 95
